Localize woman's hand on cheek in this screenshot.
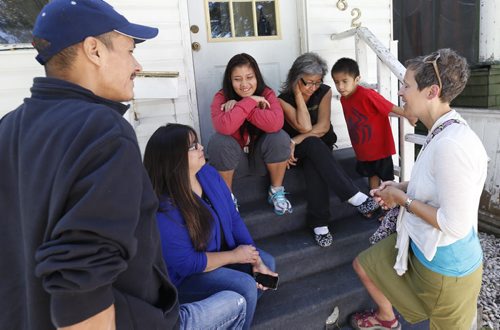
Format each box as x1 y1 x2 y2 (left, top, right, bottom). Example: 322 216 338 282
293 81 302 96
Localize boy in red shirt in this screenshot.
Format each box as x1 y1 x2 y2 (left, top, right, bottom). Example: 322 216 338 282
331 58 416 189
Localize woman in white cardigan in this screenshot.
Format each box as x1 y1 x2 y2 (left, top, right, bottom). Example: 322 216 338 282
350 49 488 330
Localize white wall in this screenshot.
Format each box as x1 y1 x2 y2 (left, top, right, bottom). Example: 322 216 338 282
0 0 395 152
0 0 198 155
457 108 500 220
479 0 500 63
108 0 198 153
0 49 44 117
305 0 394 148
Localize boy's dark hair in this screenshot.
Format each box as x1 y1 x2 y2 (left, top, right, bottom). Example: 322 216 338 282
331 57 360 78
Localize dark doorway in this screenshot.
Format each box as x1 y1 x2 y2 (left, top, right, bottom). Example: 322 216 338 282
393 0 480 65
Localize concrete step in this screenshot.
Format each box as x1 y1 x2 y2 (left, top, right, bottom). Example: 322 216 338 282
252 262 430 329
240 176 369 241
232 147 430 329
255 215 378 285
232 148 366 206
251 263 374 329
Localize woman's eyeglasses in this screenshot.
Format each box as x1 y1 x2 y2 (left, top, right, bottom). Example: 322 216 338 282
300 78 322 88
423 53 442 96
188 142 200 151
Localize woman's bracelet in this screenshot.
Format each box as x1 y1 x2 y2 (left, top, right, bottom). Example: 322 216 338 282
404 197 414 213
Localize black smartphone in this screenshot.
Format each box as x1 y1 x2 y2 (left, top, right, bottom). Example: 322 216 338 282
254 272 279 290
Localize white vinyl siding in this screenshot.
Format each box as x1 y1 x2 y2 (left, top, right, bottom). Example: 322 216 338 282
0 0 198 155
0 0 394 152
109 0 199 152
305 0 394 148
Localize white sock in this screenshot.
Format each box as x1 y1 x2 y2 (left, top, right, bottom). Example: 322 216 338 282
313 226 329 235
348 192 368 206
270 185 284 193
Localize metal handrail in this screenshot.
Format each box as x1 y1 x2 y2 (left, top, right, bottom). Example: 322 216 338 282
331 27 406 82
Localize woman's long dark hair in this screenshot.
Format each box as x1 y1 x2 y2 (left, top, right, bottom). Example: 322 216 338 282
222 53 267 100
144 123 213 251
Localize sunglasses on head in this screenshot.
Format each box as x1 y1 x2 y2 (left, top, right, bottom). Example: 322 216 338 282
423 52 442 96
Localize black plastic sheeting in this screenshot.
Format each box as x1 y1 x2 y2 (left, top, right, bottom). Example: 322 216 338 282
393 0 480 65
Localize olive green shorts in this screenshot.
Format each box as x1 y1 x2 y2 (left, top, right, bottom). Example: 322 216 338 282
358 234 482 330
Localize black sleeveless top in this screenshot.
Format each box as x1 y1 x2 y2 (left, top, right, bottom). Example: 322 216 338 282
278 84 337 148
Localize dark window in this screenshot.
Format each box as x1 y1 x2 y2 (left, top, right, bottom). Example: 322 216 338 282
0 0 48 44
393 0 480 64
207 0 279 41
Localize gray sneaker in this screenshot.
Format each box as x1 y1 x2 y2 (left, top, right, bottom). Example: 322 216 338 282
267 186 293 215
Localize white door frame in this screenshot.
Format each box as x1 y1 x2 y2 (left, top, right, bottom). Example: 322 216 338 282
179 0 201 134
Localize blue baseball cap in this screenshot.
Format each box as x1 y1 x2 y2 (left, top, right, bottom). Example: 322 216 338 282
33 0 159 65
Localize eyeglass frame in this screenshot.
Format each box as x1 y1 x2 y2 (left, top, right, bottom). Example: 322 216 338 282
188 142 200 151
300 77 323 88
423 53 442 96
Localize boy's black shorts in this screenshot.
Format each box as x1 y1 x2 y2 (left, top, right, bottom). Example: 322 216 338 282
356 155 395 181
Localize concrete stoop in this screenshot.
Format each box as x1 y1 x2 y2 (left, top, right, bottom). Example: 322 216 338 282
234 148 429 329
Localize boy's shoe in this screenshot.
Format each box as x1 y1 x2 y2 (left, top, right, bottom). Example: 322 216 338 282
314 231 333 247
356 197 381 218
350 310 400 330
268 186 293 215
231 193 239 212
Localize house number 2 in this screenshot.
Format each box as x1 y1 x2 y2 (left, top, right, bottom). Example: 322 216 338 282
351 8 361 27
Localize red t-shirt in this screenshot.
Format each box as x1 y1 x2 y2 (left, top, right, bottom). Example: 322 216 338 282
340 85 396 161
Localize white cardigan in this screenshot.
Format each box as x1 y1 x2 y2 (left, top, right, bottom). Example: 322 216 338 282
394 110 488 275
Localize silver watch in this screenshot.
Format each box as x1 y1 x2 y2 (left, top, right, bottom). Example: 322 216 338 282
404 197 414 213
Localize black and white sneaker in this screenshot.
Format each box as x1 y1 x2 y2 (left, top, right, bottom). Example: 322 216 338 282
356 197 381 218
314 232 333 247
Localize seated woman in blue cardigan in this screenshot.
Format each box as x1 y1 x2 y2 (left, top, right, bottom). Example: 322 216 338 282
144 123 277 330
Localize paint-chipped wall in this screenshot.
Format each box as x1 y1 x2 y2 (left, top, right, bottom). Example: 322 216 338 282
457 107 500 235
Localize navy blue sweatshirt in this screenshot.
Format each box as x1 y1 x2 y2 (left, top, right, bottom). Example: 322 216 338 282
0 77 179 329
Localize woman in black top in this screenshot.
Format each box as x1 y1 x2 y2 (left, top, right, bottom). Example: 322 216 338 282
278 52 380 247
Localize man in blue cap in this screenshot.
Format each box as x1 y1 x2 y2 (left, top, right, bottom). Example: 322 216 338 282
0 1 246 329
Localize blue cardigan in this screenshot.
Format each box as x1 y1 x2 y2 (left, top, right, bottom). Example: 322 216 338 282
157 164 255 287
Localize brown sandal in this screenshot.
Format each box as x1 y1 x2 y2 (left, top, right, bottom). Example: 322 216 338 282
350 310 401 330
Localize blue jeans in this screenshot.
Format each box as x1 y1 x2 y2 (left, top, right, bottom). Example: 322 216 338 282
179 290 246 330
177 249 276 330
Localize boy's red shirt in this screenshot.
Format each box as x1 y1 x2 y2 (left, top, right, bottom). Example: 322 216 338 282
340 85 396 161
